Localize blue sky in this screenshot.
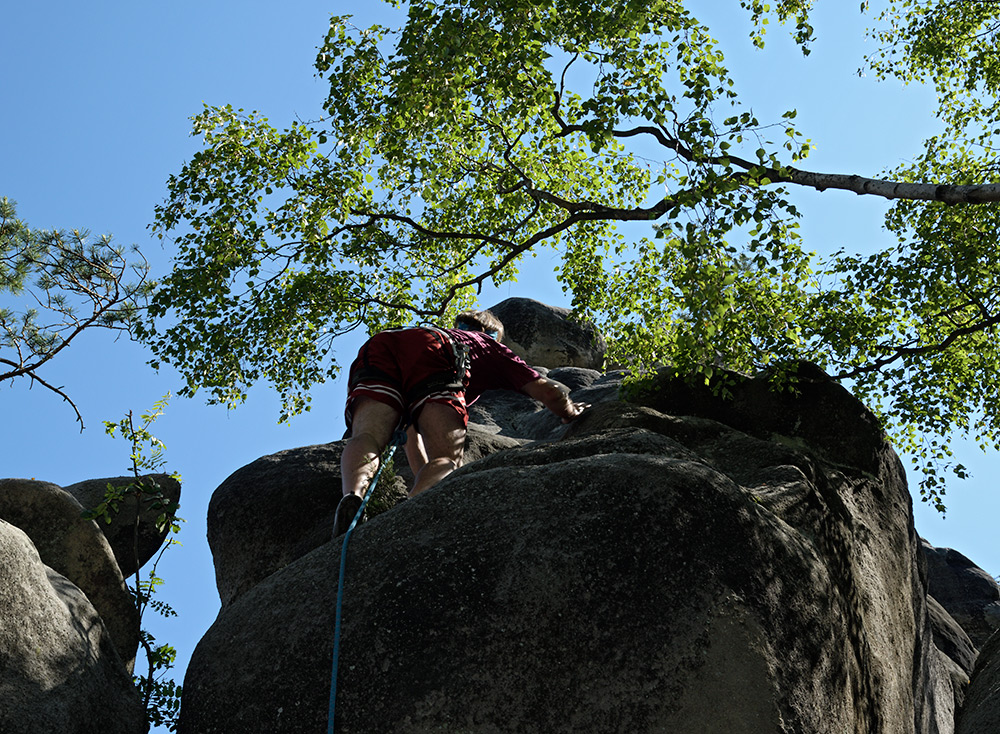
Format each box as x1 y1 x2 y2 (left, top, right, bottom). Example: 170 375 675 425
3 2 996 728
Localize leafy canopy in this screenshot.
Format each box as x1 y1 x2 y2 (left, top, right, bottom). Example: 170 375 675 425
145 0 1000 509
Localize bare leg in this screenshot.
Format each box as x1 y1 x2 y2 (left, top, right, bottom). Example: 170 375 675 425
409 403 467 498
404 424 427 487
341 398 401 498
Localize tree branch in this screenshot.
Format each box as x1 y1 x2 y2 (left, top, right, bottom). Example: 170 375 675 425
774 167 1000 204
0 356 84 429
554 118 1000 204
833 310 1000 381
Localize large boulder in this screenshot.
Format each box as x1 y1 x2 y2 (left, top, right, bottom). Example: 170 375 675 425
489 297 606 370
0 478 139 672
0 519 143 734
178 367 956 733
65 472 182 578
922 540 1000 649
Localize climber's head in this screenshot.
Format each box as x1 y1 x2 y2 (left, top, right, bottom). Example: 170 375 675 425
455 309 503 342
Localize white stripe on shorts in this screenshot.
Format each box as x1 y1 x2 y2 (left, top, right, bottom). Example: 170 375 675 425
353 383 404 409
410 389 466 416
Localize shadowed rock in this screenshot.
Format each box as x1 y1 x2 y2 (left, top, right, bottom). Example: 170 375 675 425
927 595 978 677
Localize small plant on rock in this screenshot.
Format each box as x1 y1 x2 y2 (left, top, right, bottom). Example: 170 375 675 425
86 394 183 731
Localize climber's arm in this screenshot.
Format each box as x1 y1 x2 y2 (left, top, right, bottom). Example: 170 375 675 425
520 377 590 423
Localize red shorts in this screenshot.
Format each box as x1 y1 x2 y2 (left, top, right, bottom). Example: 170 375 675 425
345 328 468 432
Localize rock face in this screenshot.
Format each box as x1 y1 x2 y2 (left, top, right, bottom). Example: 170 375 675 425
0 474 181 734
489 297 606 370
179 364 963 734
207 426 529 611
915 540 1000 728
0 478 139 671
926 595 977 681
0 518 144 734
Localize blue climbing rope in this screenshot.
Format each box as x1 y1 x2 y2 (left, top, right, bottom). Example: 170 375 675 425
327 429 406 734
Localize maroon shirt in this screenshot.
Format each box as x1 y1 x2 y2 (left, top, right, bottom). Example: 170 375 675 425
442 328 541 405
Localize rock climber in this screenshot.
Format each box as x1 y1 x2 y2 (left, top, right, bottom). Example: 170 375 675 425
333 309 590 536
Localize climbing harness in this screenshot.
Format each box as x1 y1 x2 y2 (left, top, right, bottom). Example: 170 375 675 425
423 325 472 384
327 428 407 734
